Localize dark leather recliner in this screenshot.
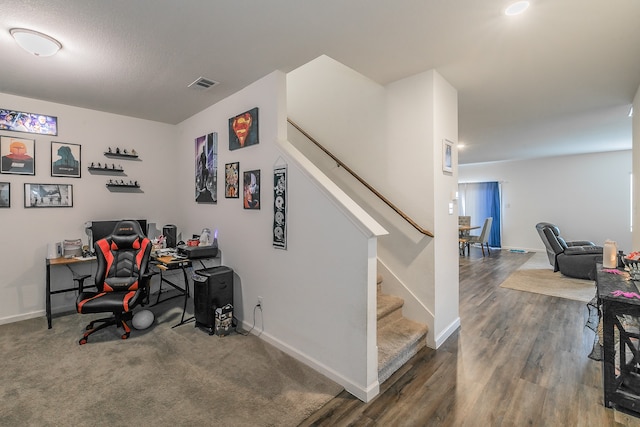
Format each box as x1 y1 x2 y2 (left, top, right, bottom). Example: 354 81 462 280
76 220 152 344
535 222 602 280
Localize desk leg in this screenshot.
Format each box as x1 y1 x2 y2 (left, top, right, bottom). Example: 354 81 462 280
46 263 52 329
172 265 195 328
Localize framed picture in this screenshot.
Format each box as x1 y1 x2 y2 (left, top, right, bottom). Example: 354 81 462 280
0 135 35 175
51 141 81 178
442 139 453 173
0 182 9 207
225 162 240 198
195 132 218 203
24 183 73 208
243 169 260 209
229 107 259 150
0 108 58 135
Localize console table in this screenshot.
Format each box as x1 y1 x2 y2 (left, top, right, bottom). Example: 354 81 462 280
597 265 640 414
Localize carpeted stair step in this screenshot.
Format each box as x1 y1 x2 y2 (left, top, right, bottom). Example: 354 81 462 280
377 316 428 384
377 293 404 329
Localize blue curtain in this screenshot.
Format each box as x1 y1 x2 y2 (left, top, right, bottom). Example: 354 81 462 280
458 181 501 248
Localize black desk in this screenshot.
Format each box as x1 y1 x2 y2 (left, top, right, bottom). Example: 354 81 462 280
150 253 220 328
45 256 96 329
597 264 640 414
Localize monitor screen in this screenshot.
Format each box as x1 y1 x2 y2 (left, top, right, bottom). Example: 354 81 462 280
90 219 147 248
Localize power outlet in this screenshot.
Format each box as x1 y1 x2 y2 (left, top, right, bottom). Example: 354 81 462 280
257 296 263 307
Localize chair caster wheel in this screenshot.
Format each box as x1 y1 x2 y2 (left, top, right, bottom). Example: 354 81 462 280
79 338 88 345
121 333 130 340
86 324 93 330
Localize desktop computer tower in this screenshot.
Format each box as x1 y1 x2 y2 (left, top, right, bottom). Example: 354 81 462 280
192 266 233 334
163 224 177 248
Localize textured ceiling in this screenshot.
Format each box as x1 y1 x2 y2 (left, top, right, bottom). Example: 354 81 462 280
1 0 639 164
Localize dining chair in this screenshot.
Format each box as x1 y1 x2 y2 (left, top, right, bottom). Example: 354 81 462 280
465 217 493 257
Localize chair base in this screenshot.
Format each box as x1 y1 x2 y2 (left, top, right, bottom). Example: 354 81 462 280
79 312 133 345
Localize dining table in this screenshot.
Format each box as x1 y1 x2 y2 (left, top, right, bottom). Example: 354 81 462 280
458 225 480 255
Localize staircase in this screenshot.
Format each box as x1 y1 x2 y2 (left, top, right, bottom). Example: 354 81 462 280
376 274 429 384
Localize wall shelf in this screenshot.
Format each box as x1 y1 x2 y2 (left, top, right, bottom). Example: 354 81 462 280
104 152 138 159
88 166 124 174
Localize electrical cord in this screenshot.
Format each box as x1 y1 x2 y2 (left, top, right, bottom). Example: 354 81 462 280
236 303 262 336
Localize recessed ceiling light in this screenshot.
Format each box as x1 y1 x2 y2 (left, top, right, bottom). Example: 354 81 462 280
504 1 530 16
10 28 62 57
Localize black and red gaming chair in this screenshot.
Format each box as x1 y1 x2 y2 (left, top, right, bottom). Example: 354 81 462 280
76 220 152 344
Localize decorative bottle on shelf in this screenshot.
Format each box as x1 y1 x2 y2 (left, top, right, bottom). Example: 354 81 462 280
603 240 618 269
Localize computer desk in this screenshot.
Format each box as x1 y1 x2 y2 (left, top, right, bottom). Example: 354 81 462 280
45 256 96 329
151 253 220 328
45 253 219 329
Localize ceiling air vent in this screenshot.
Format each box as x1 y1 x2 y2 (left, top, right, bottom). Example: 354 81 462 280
188 76 219 91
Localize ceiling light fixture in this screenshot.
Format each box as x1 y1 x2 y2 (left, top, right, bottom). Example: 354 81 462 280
10 28 62 57
504 1 530 16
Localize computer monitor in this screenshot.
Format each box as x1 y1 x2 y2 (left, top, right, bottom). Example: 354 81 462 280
90 219 148 248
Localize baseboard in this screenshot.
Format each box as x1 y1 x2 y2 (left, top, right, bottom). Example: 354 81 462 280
239 319 380 402
0 310 44 326
434 316 460 349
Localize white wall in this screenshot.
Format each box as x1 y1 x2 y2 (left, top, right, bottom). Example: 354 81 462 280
633 85 640 249
175 71 387 402
459 150 632 253
0 92 178 324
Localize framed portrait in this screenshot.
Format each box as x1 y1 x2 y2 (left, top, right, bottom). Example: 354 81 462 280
442 139 453 174
0 108 58 136
229 107 259 150
243 169 260 209
225 162 239 198
0 135 35 175
195 132 218 204
0 182 9 208
24 183 73 208
51 141 81 178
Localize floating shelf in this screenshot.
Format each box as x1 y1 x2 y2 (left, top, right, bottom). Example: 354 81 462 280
106 183 139 188
88 166 124 173
104 152 138 159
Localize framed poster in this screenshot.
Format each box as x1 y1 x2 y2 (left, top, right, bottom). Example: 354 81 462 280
51 141 81 178
243 169 260 209
0 182 9 207
24 183 73 208
273 166 287 249
229 107 259 150
0 135 35 175
195 132 218 203
225 162 239 198
443 139 453 173
0 108 58 135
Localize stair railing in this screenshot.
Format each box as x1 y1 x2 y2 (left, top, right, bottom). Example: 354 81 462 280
288 118 434 238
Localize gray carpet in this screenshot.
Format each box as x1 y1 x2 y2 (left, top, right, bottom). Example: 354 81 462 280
0 298 342 426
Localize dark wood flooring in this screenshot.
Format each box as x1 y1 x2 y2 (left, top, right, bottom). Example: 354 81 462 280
301 248 640 426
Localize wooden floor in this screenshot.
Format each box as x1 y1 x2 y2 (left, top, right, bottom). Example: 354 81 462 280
301 248 640 426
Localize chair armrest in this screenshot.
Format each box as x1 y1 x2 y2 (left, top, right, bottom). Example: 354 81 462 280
566 240 595 247
72 274 91 292
140 271 158 305
564 246 603 255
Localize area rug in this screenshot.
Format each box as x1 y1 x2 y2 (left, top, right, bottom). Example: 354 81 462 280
499 252 596 302
0 301 342 427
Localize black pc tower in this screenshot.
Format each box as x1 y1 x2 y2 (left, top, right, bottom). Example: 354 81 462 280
192 266 233 334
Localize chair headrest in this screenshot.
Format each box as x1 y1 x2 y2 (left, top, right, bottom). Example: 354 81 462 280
111 220 145 238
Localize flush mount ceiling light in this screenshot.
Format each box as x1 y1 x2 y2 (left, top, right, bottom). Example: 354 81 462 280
504 1 530 16
10 28 62 57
